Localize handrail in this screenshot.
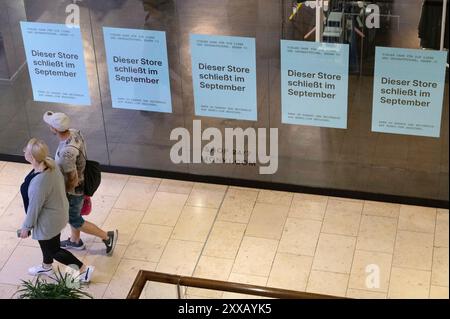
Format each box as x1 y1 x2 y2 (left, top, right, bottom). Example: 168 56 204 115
127 270 347 299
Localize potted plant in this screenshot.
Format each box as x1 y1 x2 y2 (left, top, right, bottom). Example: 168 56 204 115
14 268 93 299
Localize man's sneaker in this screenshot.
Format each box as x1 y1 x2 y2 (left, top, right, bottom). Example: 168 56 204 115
60 238 85 250
103 230 118 256
79 266 95 284
28 264 54 276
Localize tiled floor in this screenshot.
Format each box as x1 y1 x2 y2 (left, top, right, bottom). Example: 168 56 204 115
0 161 448 299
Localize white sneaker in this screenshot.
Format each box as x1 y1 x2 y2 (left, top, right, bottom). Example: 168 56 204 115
80 266 95 283
28 264 54 276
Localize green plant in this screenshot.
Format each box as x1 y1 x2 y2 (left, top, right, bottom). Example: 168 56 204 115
14 268 93 299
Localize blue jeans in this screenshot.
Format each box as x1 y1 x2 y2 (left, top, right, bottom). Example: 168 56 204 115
67 194 85 229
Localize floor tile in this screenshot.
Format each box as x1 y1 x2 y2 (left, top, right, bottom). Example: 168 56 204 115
322 209 361 237
191 183 228 193
245 203 289 240
87 194 117 227
0 283 19 299
140 281 179 299
388 267 431 299
289 194 328 221
82 243 126 284
103 259 157 299
398 205 436 234
216 189 258 224
223 273 268 299
0 185 18 217
0 162 30 186
142 192 188 226
393 231 434 271
171 206 217 242
312 234 356 274
327 199 364 213
435 210 449 248
185 294 214 299
158 179 194 194
187 256 234 298
101 209 144 246
257 190 293 206
431 247 449 287
356 215 397 253
156 240 204 276
114 182 158 211
186 183 227 209
232 237 278 277
278 218 322 256
348 250 392 293
128 176 161 185
328 197 363 204
346 288 387 299
267 253 313 291
429 285 449 299
0 231 20 270
84 282 108 299
306 271 349 297
203 221 246 259
124 224 173 262
362 201 400 219
0 194 25 232
225 187 259 201
0 245 43 285
95 173 129 197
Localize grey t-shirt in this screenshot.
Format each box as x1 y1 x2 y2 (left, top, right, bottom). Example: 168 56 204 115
55 129 86 195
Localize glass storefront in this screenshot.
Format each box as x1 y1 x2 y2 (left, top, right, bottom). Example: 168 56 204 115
0 0 448 201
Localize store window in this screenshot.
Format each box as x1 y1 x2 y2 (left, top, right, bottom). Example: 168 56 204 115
0 0 448 201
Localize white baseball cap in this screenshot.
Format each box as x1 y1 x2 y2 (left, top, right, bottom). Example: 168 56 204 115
43 111 70 132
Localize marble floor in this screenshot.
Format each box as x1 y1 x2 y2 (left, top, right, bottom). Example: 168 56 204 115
0 160 448 299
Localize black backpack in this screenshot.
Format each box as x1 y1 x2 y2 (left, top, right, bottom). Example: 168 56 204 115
65 143 101 197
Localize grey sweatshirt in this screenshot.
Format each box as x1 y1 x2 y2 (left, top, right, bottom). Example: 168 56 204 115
21 167 69 241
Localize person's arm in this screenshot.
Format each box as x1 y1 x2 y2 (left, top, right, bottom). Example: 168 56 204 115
59 147 80 193
65 170 79 193
21 176 48 233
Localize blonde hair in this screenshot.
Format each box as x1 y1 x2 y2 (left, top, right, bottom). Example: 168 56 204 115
25 138 55 170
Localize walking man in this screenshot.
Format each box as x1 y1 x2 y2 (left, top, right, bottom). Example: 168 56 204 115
43 111 118 255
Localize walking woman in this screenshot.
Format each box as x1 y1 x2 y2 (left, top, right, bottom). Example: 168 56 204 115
19 138 94 282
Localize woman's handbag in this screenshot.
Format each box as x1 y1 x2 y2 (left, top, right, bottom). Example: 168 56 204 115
80 196 92 216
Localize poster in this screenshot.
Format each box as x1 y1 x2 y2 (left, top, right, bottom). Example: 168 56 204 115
103 27 172 112
281 40 349 128
372 47 448 137
20 21 90 105
190 34 257 121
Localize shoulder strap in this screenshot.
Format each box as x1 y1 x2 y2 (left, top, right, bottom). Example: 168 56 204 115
63 130 89 160
64 144 88 161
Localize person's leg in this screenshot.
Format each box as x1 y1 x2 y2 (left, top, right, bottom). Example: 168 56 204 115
48 234 95 283
79 221 108 240
50 234 83 269
64 194 118 255
65 194 85 245
37 239 54 266
70 225 81 244
80 222 119 256
29 239 55 276
67 194 107 240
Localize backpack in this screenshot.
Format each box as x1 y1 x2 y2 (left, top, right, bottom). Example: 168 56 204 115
64 139 101 196
80 156 101 196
